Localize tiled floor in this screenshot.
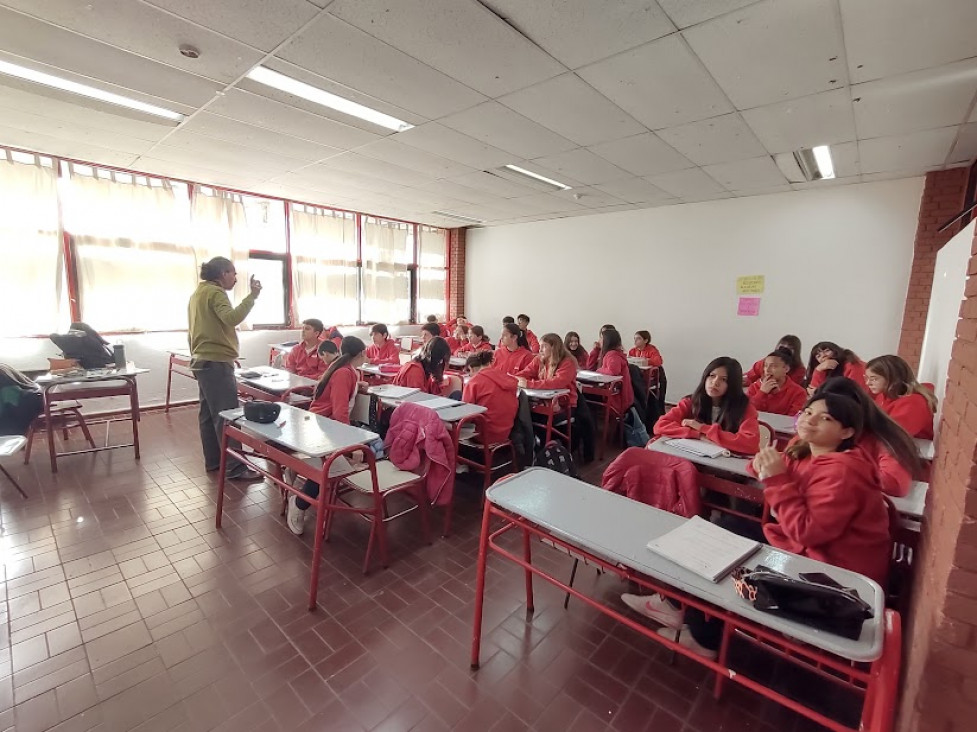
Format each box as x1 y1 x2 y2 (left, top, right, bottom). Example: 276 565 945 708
0 407 837 731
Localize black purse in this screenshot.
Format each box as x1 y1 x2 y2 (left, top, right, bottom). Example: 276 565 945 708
732 565 873 640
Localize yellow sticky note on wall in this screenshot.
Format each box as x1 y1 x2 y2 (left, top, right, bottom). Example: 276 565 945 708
736 275 765 295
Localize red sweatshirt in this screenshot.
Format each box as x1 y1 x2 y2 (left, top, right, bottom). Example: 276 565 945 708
745 358 805 386
596 350 634 417
654 397 761 455
747 379 807 416
762 448 891 587
628 345 663 368
285 343 327 379
455 340 492 356
524 329 540 354
568 348 589 368
309 365 357 423
493 346 535 376
874 392 934 440
393 360 440 395
586 344 601 370
463 368 518 444
809 359 869 391
317 326 343 349
446 336 466 354
365 339 400 366
516 356 578 407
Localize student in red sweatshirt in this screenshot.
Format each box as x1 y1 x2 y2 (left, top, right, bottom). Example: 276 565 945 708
317 324 343 348
628 330 663 368
515 333 579 408
805 341 867 393
594 329 635 418
455 325 492 355
744 335 804 386
496 316 515 348
285 318 329 379
564 331 588 368
517 314 540 353
394 337 460 396
462 350 518 445
586 324 616 370
865 355 937 439
493 323 535 376
365 323 401 366
654 356 760 455
446 323 469 354
747 349 808 416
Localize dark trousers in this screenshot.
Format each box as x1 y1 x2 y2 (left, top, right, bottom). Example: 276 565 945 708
195 360 244 474
295 479 319 511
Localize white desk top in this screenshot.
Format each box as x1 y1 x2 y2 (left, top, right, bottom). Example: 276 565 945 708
389 392 487 423
522 387 570 400
487 468 884 662
647 438 756 479
270 341 299 353
915 438 935 460
236 366 316 394
36 366 150 385
758 411 797 436
220 403 378 458
627 357 653 371
449 356 467 368
576 370 623 385
358 364 384 376
889 481 928 520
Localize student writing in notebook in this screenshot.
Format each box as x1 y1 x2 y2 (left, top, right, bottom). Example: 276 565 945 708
365 323 401 366
743 334 804 386
864 354 936 439
654 357 760 455
746 349 807 416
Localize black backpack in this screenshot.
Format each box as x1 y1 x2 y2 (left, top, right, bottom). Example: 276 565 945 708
534 440 578 478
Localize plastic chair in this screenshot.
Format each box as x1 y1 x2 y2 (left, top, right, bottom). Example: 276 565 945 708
24 401 96 465
0 436 28 498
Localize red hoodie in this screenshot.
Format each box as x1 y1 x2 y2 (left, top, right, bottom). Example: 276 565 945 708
365 339 400 366
524 329 540 354
747 379 807 416
493 346 534 376
873 392 934 440
654 397 761 455
455 340 492 356
596 350 634 417
745 358 805 386
628 345 663 368
309 364 357 423
462 368 518 444
809 360 869 391
762 448 891 587
393 360 440 395
516 356 579 407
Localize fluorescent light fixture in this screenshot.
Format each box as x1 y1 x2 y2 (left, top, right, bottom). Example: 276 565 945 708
503 163 572 190
0 60 184 121
246 66 413 132
431 210 483 224
792 145 835 182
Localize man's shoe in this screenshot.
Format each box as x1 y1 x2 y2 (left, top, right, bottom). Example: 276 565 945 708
286 495 305 536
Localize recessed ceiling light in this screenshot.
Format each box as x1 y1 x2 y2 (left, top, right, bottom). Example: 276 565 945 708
811 145 835 180
431 210 483 224
0 60 184 122
246 66 413 132
503 164 572 190
792 145 835 182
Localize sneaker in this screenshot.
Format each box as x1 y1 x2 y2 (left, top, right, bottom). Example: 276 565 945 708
656 627 718 660
620 593 684 629
455 463 469 474
227 467 262 482
286 495 305 536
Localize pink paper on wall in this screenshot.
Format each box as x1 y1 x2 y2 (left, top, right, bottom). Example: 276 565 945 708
737 296 761 316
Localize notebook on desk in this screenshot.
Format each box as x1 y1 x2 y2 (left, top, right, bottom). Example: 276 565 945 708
369 385 420 399
647 516 761 582
667 438 730 458
412 396 461 411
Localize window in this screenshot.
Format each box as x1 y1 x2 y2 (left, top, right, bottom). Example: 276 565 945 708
362 217 412 324
247 253 288 327
417 226 447 321
290 205 358 326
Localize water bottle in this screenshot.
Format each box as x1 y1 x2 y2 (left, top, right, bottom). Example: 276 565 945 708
113 343 126 369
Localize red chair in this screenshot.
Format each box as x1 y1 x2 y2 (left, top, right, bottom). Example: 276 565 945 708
454 413 518 491
24 400 96 465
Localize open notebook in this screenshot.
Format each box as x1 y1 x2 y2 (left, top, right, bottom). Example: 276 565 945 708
369 385 420 399
667 438 730 458
647 516 761 582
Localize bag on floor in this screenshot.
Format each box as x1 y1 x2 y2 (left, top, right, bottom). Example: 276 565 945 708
623 406 650 448
535 440 578 478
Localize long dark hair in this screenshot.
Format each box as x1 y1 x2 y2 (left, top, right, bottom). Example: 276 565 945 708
502 322 529 350
314 336 365 399
785 393 864 460
690 356 749 431
416 336 452 381
564 331 586 359
598 328 623 367
805 341 861 386
810 377 923 477
777 335 802 361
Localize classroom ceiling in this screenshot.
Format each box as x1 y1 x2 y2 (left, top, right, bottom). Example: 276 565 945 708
1 0 976 228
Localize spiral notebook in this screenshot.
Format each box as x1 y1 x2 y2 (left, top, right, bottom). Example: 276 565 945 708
667 438 730 459
647 516 761 582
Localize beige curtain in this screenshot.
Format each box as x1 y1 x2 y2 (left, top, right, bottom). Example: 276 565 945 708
418 226 447 320
189 188 250 306
361 217 411 324
290 206 358 325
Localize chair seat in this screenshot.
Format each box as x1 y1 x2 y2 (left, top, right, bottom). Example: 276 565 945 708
343 460 422 493
459 437 511 451
0 436 27 457
49 400 83 411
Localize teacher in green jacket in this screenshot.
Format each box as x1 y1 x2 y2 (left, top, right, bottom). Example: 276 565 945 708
188 256 262 480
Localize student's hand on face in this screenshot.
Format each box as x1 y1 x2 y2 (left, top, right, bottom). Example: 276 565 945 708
681 418 703 431
754 447 786 480
817 358 838 371
249 275 262 297
759 375 778 394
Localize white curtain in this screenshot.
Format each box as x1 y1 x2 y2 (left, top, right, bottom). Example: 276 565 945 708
362 217 411 324
418 226 447 320
0 155 66 337
190 188 251 306
290 206 358 325
63 168 193 331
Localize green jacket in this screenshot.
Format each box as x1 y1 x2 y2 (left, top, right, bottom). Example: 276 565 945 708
187 281 256 363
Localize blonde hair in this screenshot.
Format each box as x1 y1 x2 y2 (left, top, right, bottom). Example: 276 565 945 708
539 333 572 379
866 355 938 413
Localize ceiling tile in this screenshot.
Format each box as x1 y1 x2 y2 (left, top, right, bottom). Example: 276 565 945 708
393 123 512 170
179 112 341 162
478 0 675 69
319 152 432 187
509 192 587 215
684 0 847 109
702 156 787 191
1 1 263 84
151 131 311 178
133 155 266 189
646 167 727 198
354 139 475 179
278 13 485 120
498 73 646 146
593 177 677 205
439 102 577 160
0 105 161 155
589 133 694 177
413 178 490 204
656 113 767 165
529 148 631 185
549 187 627 209
273 165 408 196
143 0 322 52
949 123 977 164
658 0 762 29
448 170 545 198
858 127 959 174
207 89 380 150
578 34 733 130
741 88 856 153
852 59 977 139
327 0 564 97
827 141 861 178
841 0 977 83
860 169 940 183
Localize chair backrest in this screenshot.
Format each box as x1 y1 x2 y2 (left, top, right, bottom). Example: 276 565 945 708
758 421 774 449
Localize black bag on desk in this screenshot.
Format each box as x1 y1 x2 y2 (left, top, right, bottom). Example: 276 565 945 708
732 565 873 640
49 322 114 369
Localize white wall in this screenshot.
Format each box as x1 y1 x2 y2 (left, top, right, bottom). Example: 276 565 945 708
467 178 925 399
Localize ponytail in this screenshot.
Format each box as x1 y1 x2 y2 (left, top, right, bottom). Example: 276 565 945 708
314 336 365 400
466 350 494 370
200 256 233 282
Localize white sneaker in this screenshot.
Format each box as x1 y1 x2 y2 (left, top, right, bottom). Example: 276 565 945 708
286 494 305 536
656 627 719 660
620 593 684 629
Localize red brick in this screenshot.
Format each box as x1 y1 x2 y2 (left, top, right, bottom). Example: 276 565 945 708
948 567 977 600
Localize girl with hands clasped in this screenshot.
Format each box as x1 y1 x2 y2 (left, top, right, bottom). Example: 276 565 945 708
746 349 807 415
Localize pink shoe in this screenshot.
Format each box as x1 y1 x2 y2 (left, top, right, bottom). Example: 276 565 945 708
620 593 683 629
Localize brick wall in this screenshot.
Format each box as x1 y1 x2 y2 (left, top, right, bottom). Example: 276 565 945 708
897 169 969 369
448 227 466 319
899 223 977 731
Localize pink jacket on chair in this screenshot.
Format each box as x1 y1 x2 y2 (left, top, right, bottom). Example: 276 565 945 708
385 401 456 507
601 447 701 518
